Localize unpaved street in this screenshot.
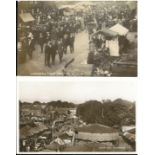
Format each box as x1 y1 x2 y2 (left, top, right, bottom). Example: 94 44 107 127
18 31 91 76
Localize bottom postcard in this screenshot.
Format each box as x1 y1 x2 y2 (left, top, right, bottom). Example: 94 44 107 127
17 79 136 153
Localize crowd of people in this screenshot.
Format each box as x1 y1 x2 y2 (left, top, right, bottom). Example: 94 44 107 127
18 1 137 70
18 4 83 66
95 3 137 30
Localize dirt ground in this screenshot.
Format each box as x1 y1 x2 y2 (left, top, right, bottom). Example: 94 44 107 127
17 31 137 76
17 30 90 76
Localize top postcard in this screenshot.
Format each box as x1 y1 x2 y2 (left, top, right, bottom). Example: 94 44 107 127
17 1 137 77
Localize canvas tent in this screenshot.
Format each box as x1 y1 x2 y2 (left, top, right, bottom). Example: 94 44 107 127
109 23 129 36
20 123 48 139
19 13 35 23
92 29 117 39
58 5 74 10
58 5 74 16
73 4 85 12
76 124 119 142
77 1 96 6
59 4 86 13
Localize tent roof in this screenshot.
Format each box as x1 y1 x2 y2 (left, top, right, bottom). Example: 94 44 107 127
77 1 96 6
109 23 129 36
92 29 118 38
77 124 117 133
19 13 35 23
58 5 74 10
73 4 85 11
20 123 48 139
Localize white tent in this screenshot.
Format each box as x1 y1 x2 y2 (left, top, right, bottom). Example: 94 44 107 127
73 4 85 11
110 23 129 36
58 5 74 10
77 1 95 6
19 13 35 23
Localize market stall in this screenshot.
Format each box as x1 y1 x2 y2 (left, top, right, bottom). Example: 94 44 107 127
91 29 119 57
109 23 129 36
19 13 35 23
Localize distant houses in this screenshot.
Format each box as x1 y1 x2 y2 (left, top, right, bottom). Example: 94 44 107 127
19 101 135 152
20 122 48 140
20 101 77 124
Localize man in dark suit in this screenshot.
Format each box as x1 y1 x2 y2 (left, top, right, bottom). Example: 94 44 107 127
57 39 64 63
50 39 58 65
38 32 45 53
27 36 35 59
69 33 75 53
44 40 51 67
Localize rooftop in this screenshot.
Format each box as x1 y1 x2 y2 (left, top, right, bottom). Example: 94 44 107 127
77 124 118 133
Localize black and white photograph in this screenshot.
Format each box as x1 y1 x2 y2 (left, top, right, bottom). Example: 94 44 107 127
17 1 137 76
17 79 136 152
16 0 138 154
3 0 155 155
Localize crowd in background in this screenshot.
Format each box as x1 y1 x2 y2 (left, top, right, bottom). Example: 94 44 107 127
17 1 137 67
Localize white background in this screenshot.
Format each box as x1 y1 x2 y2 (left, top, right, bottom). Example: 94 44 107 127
0 0 155 154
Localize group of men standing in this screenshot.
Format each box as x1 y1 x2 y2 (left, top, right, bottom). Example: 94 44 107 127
37 25 76 67
20 32 35 60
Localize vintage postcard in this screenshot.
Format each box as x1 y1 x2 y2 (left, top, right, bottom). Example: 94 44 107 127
17 1 137 76
17 79 136 153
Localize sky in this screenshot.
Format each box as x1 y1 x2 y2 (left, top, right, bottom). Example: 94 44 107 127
18 79 137 104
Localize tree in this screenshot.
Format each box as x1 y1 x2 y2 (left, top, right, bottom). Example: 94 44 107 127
76 99 135 127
